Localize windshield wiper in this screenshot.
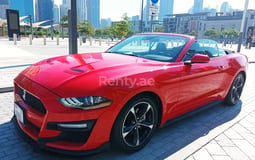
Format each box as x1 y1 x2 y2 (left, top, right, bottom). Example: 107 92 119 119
105 51 124 54
106 51 141 58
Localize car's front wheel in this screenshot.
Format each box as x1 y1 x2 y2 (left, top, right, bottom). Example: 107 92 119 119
224 73 245 105
111 95 159 152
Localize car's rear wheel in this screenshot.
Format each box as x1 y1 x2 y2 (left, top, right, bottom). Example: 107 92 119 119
224 73 245 105
111 95 159 152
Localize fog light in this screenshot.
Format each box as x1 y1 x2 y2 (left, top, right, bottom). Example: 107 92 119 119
57 123 88 129
46 119 96 132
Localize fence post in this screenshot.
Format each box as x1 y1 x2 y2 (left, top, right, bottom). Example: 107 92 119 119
79 36 82 46
43 35 46 45
56 35 59 45
107 38 110 46
99 37 102 46
13 34 17 45
29 34 32 45
89 37 92 46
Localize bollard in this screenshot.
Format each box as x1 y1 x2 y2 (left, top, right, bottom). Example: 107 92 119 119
43 35 46 45
13 34 17 45
56 36 59 45
230 42 232 48
107 38 110 46
29 34 32 45
99 37 102 46
89 37 92 46
79 36 82 46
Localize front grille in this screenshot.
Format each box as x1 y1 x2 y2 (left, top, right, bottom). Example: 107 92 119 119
18 87 46 114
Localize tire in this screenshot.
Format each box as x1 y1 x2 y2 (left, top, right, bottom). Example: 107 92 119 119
111 95 159 152
224 73 245 105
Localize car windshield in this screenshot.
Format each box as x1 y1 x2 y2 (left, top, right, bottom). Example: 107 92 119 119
106 34 189 62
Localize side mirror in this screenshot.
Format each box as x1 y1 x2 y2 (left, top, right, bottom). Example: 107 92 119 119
184 54 210 65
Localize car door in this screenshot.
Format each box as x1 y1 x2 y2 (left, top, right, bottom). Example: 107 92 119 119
173 40 227 115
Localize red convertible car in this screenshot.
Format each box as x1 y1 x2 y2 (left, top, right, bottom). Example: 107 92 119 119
14 33 248 154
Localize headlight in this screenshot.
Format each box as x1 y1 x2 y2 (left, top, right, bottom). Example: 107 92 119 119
58 96 112 110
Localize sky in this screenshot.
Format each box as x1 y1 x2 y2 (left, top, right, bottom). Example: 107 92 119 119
55 0 255 21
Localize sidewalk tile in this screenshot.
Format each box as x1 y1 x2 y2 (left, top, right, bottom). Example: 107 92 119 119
215 134 235 147
245 115 255 125
192 148 213 160
212 155 232 160
222 146 249 160
205 142 227 156
185 155 195 160
239 119 255 129
232 139 255 158
232 123 252 134
224 128 244 140
240 133 255 147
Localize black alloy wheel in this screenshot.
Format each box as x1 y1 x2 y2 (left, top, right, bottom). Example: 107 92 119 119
224 73 245 105
111 95 159 152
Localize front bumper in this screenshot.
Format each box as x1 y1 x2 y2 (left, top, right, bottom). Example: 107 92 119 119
13 76 115 154
13 116 110 156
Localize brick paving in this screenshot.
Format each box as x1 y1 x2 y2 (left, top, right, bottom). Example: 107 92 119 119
0 38 255 160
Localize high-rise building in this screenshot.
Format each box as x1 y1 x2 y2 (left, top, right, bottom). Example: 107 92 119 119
60 0 86 23
60 4 69 19
141 0 151 32
35 0 53 24
77 0 87 23
220 2 233 13
53 4 60 23
193 0 203 13
159 0 174 22
143 0 151 23
87 0 100 28
9 0 34 21
62 0 71 7
101 18 111 28
0 0 9 19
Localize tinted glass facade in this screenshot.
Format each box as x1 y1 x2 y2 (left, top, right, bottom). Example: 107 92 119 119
10 0 34 21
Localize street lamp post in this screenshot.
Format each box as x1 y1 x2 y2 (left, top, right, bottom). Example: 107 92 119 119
237 0 249 52
51 19 54 40
69 0 78 54
140 0 144 33
28 15 33 39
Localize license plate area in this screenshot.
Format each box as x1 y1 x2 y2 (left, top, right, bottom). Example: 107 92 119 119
14 103 25 124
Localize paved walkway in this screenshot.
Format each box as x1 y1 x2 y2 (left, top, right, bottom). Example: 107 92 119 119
0 37 255 160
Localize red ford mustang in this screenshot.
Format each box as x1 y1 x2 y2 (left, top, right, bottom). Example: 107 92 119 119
14 33 248 155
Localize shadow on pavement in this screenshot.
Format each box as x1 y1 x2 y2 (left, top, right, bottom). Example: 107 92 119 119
0 101 242 160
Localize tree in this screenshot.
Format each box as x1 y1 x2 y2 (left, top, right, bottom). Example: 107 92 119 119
189 30 197 37
95 29 103 37
78 20 95 36
102 27 113 37
204 29 220 39
60 15 68 38
154 25 164 32
112 13 131 39
222 29 239 38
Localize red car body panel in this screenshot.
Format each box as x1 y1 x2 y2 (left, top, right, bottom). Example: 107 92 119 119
14 33 248 153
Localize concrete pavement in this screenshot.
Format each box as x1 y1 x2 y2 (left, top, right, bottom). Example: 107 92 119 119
0 37 255 160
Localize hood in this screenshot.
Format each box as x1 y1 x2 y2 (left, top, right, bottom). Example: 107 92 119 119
21 53 164 96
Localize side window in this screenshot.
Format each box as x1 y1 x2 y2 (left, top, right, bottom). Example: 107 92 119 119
183 39 221 61
183 41 204 61
200 39 220 58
